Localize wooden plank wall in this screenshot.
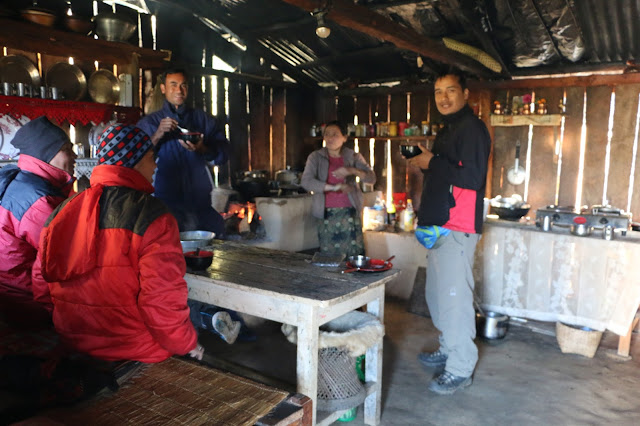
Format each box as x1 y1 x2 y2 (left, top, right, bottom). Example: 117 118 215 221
317 82 640 218
491 84 640 215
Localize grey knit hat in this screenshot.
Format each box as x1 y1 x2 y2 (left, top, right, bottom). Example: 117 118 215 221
10 116 70 163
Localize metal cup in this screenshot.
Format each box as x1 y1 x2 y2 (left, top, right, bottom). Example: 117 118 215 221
603 225 614 240
542 215 551 231
49 87 59 100
16 82 25 97
2 82 10 96
39 86 47 99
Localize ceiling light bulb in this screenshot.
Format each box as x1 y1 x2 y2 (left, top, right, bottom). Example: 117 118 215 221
315 14 331 38
316 25 331 38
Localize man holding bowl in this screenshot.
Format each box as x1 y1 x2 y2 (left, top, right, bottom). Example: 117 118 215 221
405 69 491 395
137 67 230 238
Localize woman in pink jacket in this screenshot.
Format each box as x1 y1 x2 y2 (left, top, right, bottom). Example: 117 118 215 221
0 116 76 326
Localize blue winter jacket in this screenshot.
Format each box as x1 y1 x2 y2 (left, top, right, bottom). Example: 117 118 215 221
137 101 230 237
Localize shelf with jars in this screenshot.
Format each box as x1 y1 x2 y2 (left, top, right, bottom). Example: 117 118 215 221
490 114 563 127
304 135 435 143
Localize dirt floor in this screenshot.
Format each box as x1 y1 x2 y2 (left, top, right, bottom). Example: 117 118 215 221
200 297 640 426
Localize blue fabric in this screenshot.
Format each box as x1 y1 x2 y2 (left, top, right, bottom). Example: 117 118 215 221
415 225 451 249
0 166 62 221
137 101 230 236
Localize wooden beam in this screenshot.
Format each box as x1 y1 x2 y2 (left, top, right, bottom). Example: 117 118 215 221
469 72 640 90
0 18 169 69
280 0 496 78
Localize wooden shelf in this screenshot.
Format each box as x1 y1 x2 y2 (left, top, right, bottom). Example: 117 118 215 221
0 18 170 69
305 135 434 143
490 114 563 127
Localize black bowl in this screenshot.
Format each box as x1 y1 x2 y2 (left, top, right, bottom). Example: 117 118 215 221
180 132 202 143
400 144 421 159
184 250 213 270
491 205 530 220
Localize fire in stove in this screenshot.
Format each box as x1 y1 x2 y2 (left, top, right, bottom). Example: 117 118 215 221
223 202 265 239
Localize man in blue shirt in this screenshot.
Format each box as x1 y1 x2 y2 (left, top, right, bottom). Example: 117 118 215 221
137 67 230 237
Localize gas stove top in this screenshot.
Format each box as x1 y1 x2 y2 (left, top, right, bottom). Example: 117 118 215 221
535 205 632 237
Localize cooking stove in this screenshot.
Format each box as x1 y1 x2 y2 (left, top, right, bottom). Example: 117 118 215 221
535 205 632 237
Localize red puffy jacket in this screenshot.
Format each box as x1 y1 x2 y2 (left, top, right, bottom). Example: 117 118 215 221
38 165 197 363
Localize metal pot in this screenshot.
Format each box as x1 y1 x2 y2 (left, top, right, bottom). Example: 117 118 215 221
570 223 592 236
476 311 509 340
275 168 301 185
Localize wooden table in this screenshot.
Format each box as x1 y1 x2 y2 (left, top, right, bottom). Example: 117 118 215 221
184 241 398 425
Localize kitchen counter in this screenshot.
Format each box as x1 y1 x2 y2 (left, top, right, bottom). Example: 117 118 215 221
484 216 640 244
475 219 640 336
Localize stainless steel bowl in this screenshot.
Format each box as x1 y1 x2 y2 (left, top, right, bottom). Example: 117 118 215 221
93 12 136 42
179 230 215 252
348 255 370 268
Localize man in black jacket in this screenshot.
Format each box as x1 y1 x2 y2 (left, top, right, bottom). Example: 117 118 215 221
407 69 491 395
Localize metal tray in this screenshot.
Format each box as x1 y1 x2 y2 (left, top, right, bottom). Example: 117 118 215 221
0 55 41 86
88 69 120 104
45 62 87 101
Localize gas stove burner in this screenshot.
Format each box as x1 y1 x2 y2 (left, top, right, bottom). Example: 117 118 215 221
542 205 576 213
590 205 623 216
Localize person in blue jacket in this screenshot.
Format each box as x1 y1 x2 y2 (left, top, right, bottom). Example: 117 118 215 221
137 67 230 237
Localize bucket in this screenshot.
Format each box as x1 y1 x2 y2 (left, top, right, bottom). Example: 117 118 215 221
476 311 509 340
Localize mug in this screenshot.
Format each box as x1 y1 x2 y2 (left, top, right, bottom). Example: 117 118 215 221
49 87 59 100
16 82 25 97
2 82 11 96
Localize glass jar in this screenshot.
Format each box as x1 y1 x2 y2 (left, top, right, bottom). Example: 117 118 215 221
388 122 398 137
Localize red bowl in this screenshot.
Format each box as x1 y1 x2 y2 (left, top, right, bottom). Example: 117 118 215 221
184 250 213 270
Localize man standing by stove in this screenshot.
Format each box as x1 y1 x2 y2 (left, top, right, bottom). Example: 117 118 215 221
137 67 230 238
406 69 491 395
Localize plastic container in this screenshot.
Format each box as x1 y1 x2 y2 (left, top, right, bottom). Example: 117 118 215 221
337 406 357 422
403 199 415 232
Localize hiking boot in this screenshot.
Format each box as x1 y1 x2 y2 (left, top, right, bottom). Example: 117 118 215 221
418 349 448 368
211 311 241 344
428 370 472 395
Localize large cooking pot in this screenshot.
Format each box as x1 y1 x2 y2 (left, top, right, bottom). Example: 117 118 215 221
235 170 270 201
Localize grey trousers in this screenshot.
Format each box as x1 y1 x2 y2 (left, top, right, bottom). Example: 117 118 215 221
425 230 480 377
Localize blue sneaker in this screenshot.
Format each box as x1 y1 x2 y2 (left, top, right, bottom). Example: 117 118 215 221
428 370 472 395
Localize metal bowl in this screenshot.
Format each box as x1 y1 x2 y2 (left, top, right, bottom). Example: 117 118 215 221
93 12 136 42
179 230 215 252
22 8 56 27
348 255 370 268
64 15 94 35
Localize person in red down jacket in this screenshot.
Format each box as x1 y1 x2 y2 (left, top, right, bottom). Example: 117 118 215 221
0 116 76 327
37 124 203 363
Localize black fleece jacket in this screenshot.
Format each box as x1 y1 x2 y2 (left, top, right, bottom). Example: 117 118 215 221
417 104 491 233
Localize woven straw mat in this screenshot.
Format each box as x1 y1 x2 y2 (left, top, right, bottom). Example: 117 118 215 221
40 357 289 425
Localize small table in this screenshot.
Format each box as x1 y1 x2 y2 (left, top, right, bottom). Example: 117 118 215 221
185 241 398 425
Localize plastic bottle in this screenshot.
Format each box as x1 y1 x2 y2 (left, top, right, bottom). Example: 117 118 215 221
403 199 415 232
387 202 396 226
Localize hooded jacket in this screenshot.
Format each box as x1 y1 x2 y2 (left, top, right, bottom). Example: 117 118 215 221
0 154 73 305
417 105 491 234
137 100 229 236
37 165 197 363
